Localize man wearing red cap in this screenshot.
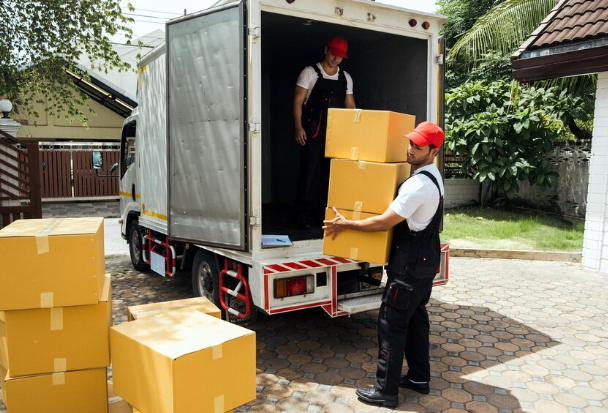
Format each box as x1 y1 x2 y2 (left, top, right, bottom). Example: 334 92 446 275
324 121 445 408
293 36 356 230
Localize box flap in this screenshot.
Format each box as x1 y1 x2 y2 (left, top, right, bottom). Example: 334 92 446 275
111 310 253 360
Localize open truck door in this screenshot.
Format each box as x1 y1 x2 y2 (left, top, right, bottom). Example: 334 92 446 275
166 1 249 251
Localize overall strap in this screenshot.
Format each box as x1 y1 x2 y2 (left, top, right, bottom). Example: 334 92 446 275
417 170 443 198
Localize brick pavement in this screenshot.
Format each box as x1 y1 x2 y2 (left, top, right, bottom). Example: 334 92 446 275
1 256 607 412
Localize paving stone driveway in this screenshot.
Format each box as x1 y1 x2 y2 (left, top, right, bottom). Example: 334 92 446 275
1 256 607 413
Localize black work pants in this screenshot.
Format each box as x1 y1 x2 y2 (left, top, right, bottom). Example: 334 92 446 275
375 271 434 396
296 133 330 224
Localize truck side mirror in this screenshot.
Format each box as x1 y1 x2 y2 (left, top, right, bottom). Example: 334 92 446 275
92 151 103 169
110 163 119 173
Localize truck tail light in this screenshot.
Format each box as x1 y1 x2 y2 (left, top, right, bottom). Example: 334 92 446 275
274 275 314 298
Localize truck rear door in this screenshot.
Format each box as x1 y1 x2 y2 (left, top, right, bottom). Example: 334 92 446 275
166 1 249 251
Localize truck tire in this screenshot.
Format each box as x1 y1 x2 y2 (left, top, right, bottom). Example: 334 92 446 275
192 249 221 306
129 219 149 271
191 249 258 324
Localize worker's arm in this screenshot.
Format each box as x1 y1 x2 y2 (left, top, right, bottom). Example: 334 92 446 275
345 94 356 109
323 206 405 239
293 86 308 146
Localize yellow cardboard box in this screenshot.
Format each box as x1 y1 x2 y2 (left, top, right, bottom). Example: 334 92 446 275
111 310 256 413
127 297 221 321
0 217 105 311
0 276 111 377
326 109 415 162
2 367 108 413
328 159 410 214
323 208 393 264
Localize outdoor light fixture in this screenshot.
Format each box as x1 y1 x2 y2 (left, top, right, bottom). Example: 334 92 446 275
408 19 417 27
0 99 12 118
422 21 431 29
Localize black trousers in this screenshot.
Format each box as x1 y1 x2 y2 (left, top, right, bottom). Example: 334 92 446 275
375 271 434 395
295 133 330 224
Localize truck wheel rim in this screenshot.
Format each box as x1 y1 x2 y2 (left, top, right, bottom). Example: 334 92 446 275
197 262 214 301
131 229 141 261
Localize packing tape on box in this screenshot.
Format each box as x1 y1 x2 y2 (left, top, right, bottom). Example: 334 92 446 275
350 147 359 160
101 274 111 301
212 344 223 360
352 211 361 220
35 218 63 254
350 247 359 260
52 372 65 386
357 162 366 170
214 395 225 413
352 109 362 123
50 307 63 331
54 358 67 372
40 292 54 308
353 202 363 212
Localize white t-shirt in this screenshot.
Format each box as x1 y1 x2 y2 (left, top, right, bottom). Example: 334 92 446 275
296 63 354 104
389 163 444 232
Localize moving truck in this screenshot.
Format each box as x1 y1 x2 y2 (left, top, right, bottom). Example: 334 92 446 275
103 0 449 322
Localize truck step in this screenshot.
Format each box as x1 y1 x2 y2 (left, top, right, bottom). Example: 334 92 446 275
338 293 383 314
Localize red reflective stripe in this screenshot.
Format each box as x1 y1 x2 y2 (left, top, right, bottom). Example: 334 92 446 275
300 260 322 268
267 264 292 273
264 275 269 310
264 268 274 275
283 262 307 270
268 300 332 314
331 257 351 264
317 258 339 266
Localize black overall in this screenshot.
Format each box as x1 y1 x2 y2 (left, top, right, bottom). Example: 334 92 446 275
375 171 443 396
296 65 347 225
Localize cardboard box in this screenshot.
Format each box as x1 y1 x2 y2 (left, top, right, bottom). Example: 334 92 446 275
326 109 415 162
328 159 411 214
127 297 221 321
0 275 111 377
2 367 108 413
0 217 105 311
111 310 255 413
323 208 393 264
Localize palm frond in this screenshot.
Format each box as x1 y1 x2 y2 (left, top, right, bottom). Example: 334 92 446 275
448 0 558 66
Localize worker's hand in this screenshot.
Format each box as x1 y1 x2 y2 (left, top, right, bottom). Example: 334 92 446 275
323 207 347 240
295 126 307 146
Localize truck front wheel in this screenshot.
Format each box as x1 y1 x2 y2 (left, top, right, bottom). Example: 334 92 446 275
129 219 149 271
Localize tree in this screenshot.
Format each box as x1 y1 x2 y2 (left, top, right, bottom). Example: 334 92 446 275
0 1 135 124
445 79 587 202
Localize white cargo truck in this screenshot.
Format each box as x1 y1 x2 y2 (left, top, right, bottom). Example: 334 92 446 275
108 0 449 322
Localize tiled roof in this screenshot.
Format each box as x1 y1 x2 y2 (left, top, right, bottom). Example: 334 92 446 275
528 0 608 49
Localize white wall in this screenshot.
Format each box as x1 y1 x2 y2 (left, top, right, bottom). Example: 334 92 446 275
583 71 608 273
444 179 479 209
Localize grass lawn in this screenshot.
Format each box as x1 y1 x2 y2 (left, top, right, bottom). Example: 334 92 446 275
441 206 584 252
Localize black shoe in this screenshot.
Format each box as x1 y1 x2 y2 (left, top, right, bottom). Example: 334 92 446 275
355 387 398 408
399 376 430 394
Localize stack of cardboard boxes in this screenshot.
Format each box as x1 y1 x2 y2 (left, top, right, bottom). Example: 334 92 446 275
0 218 110 413
323 109 416 264
110 296 254 413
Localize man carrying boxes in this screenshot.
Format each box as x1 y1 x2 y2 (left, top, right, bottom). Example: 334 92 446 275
324 121 445 408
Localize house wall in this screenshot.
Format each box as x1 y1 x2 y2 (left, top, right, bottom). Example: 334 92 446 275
583 71 608 273
15 95 123 141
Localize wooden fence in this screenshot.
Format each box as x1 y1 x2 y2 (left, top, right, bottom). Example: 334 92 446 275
0 130 42 228
39 142 120 199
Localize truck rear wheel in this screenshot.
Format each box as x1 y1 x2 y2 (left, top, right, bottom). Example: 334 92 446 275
192 249 220 305
129 219 149 271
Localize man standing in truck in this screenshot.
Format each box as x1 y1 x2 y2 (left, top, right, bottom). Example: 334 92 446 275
323 121 444 408
293 36 356 230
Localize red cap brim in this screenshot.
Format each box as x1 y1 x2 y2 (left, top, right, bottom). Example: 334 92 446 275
405 130 431 146
330 47 348 58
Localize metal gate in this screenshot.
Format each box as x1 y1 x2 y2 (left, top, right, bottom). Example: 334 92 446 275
0 129 42 229
39 142 120 199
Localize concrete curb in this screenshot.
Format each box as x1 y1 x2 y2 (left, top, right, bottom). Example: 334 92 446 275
449 248 582 263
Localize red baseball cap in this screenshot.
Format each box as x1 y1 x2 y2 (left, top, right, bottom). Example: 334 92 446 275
406 121 444 147
327 36 348 58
